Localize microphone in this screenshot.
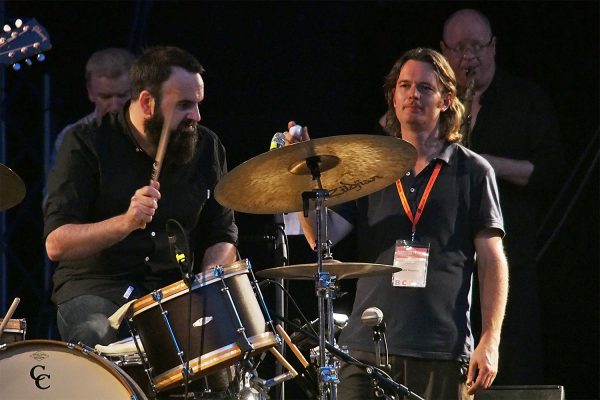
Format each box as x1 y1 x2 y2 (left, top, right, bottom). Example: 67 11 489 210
166 219 194 285
361 307 384 327
362 306 387 370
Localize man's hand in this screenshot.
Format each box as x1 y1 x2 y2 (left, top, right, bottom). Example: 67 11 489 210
126 181 161 230
466 336 499 394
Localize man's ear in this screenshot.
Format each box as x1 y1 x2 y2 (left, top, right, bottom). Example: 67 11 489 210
440 95 451 112
139 90 155 117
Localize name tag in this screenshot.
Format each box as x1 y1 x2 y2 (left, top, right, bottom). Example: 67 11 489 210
392 240 429 288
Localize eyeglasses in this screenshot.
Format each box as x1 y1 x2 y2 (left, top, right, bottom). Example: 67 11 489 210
443 37 494 56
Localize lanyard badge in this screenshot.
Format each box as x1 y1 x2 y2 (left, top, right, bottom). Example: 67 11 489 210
392 240 430 287
392 162 442 288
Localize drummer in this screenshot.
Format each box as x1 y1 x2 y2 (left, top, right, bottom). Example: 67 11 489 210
288 48 508 399
44 46 237 348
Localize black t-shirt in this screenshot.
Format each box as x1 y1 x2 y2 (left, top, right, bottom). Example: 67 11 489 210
471 69 562 264
44 109 238 305
335 143 504 361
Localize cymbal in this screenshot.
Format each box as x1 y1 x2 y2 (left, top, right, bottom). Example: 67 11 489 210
256 259 400 280
215 134 416 214
0 163 25 212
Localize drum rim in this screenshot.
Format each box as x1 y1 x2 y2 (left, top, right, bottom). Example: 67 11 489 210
0 339 143 398
132 259 250 315
0 318 26 332
153 331 278 392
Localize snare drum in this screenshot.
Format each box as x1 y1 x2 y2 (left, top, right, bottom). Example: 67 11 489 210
131 259 278 392
0 340 147 400
0 318 26 344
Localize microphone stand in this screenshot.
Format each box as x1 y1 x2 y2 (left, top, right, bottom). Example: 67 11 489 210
276 316 424 400
273 213 289 400
371 322 385 369
166 219 195 396
370 322 392 398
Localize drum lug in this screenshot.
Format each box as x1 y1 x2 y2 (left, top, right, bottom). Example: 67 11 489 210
152 289 163 303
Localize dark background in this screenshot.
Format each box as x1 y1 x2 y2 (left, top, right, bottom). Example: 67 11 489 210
1 1 598 399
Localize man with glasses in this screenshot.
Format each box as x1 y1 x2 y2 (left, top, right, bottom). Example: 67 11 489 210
441 9 563 385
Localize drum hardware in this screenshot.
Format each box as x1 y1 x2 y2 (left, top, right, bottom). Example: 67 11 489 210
212 264 255 355
152 288 194 383
126 320 158 396
257 260 400 280
245 260 278 342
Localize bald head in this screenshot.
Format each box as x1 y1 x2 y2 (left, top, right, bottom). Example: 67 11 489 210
443 9 492 42
441 9 496 91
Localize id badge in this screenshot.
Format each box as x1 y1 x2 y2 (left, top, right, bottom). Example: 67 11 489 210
392 239 430 288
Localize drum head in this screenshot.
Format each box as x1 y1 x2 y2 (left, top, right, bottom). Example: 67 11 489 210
0 340 147 400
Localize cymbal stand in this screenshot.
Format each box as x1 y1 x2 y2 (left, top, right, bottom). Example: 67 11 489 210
301 156 339 400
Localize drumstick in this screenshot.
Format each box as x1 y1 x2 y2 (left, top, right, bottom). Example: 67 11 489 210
269 347 298 378
0 297 20 341
150 105 175 183
276 323 310 368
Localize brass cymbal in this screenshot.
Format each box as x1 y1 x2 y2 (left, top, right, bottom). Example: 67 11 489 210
215 134 416 214
0 163 25 212
256 259 400 280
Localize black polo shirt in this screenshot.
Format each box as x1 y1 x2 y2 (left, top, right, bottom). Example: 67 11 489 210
335 142 504 361
44 109 238 306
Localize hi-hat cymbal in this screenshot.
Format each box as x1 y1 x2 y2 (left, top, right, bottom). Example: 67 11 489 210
215 134 416 214
256 259 400 280
0 163 25 212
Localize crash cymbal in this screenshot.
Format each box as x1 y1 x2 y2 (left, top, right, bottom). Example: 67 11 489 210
256 259 400 280
215 134 416 214
0 163 25 212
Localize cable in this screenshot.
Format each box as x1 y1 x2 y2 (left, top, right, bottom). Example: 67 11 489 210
259 279 318 338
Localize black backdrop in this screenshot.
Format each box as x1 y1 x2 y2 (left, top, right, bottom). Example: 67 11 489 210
2 1 598 398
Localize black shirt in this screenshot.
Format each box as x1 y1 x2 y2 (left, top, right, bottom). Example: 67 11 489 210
44 109 238 305
471 69 562 264
335 143 504 361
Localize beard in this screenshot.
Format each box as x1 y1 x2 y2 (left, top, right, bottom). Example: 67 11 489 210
145 109 199 166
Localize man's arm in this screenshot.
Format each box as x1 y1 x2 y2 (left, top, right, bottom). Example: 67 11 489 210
199 242 238 272
479 155 533 187
467 228 509 395
45 182 160 261
297 209 354 251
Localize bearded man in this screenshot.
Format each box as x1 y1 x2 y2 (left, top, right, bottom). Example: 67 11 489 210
44 46 238 347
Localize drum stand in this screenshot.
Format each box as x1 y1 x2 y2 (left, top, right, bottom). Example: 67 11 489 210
301 156 341 400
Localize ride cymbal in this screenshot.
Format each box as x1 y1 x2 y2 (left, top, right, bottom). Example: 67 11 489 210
256 259 400 280
215 135 416 214
0 164 25 212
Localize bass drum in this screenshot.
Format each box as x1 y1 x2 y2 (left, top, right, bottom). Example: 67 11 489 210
0 340 147 400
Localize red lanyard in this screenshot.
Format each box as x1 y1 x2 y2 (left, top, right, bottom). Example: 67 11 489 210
395 161 443 240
